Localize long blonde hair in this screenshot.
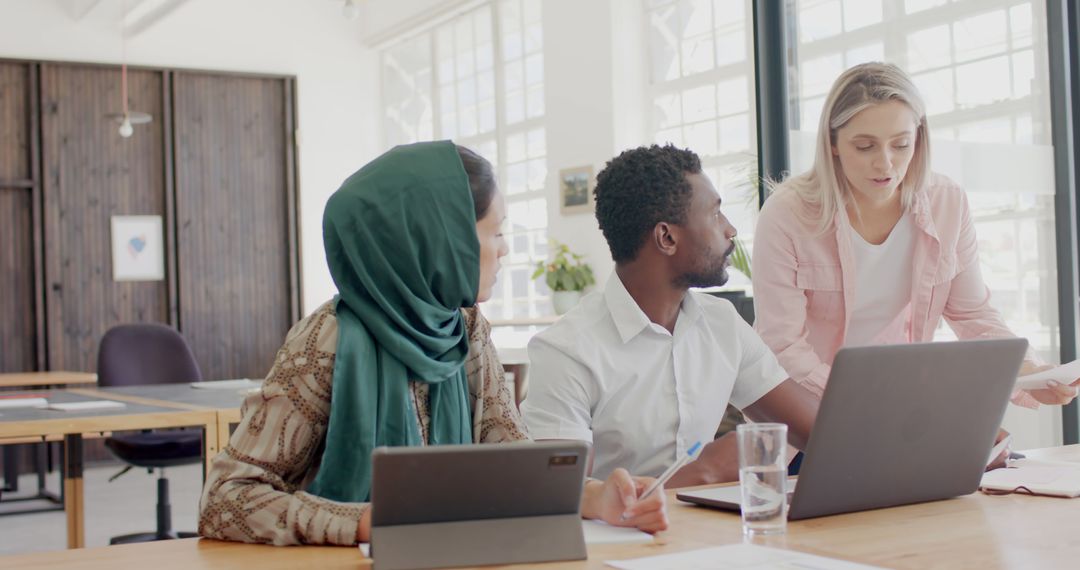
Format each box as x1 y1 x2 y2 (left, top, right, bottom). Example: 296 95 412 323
773 62 931 234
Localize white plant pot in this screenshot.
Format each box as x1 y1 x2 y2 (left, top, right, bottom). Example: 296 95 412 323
552 291 582 315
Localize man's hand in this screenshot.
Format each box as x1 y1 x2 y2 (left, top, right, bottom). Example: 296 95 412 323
582 468 668 533
664 432 740 488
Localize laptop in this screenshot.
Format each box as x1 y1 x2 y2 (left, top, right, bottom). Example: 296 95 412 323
677 338 1027 520
370 440 589 570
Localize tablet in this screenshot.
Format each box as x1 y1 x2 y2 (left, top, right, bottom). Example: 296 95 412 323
370 440 589 570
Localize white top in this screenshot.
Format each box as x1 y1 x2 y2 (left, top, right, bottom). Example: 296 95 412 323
845 213 916 346
521 273 789 479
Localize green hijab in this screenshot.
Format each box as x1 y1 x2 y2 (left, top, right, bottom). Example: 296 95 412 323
307 141 479 503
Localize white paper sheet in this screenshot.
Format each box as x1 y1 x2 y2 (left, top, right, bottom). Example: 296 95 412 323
190 379 261 390
605 543 884 570
582 520 654 545
0 397 48 409
1016 360 1080 390
46 401 127 412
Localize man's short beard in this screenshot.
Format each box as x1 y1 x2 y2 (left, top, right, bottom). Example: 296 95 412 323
674 265 728 289
674 242 735 289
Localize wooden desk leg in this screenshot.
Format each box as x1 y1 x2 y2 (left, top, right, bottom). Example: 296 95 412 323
203 422 220 482
216 414 232 455
504 364 529 408
63 434 84 549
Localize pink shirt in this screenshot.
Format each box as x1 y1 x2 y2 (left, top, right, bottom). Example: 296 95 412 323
751 173 1038 408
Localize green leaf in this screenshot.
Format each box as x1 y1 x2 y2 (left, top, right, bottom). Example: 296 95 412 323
530 239 595 292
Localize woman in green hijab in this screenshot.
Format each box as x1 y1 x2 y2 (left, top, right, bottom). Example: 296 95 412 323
198 141 668 545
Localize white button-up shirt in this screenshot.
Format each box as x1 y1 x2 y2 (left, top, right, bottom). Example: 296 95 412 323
522 273 788 479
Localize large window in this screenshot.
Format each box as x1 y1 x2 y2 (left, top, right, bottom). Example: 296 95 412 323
788 0 1059 364
646 0 760 289
380 0 551 321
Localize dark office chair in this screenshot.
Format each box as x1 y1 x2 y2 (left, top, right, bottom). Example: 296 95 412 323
97 323 204 544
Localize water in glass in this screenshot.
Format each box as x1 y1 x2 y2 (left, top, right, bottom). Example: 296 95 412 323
739 464 787 535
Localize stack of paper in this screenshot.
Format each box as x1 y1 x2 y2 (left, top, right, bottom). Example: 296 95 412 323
1016 360 1080 390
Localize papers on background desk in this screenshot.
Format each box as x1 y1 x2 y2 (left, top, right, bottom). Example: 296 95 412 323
605 543 884 570
0 397 48 409
582 520 653 545
1016 360 1080 390
981 458 1080 497
190 379 261 390
45 400 127 412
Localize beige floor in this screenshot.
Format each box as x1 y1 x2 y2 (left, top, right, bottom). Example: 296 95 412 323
0 461 203 556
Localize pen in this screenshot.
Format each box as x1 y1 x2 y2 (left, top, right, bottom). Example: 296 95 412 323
986 434 1012 467
622 441 703 520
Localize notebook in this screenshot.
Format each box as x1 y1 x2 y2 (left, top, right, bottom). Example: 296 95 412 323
980 459 1080 497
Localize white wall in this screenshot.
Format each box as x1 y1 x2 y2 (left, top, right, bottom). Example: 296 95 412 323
540 0 658 290
0 0 381 313
539 0 654 288
540 0 619 285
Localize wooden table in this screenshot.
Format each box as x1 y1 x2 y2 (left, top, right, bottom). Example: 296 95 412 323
0 390 223 549
3 445 1079 569
0 371 97 389
0 372 97 505
68 384 247 454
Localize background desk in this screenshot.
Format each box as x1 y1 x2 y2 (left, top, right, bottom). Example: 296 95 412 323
3 444 1079 568
69 384 247 453
0 371 98 510
0 390 222 548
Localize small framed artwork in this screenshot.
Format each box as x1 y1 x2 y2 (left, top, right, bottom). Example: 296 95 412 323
559 165 595 215
111 215 165 282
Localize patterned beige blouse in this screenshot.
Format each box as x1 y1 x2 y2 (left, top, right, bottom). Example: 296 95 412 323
198 301 529 545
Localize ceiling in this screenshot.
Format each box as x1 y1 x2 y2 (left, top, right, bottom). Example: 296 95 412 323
53 0 192 38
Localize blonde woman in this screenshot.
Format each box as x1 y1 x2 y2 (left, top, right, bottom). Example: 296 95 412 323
751 62 1078 415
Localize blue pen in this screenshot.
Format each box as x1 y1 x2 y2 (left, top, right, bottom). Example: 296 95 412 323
622 441 703 519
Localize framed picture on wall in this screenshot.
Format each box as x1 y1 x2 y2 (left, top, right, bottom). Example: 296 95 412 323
111 215 165 281
559 165 595 215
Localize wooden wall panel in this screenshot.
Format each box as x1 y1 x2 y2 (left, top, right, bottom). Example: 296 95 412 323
0 191 35 373
41 64 169 372
173 72 292 381
0 62 30 182
0 62 35 373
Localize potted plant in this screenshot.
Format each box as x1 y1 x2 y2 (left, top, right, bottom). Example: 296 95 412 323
728 236 751 280
532 240 596 315
709 156 758 325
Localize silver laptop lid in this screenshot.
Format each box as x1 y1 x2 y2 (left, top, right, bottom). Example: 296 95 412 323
788 338 1026 519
